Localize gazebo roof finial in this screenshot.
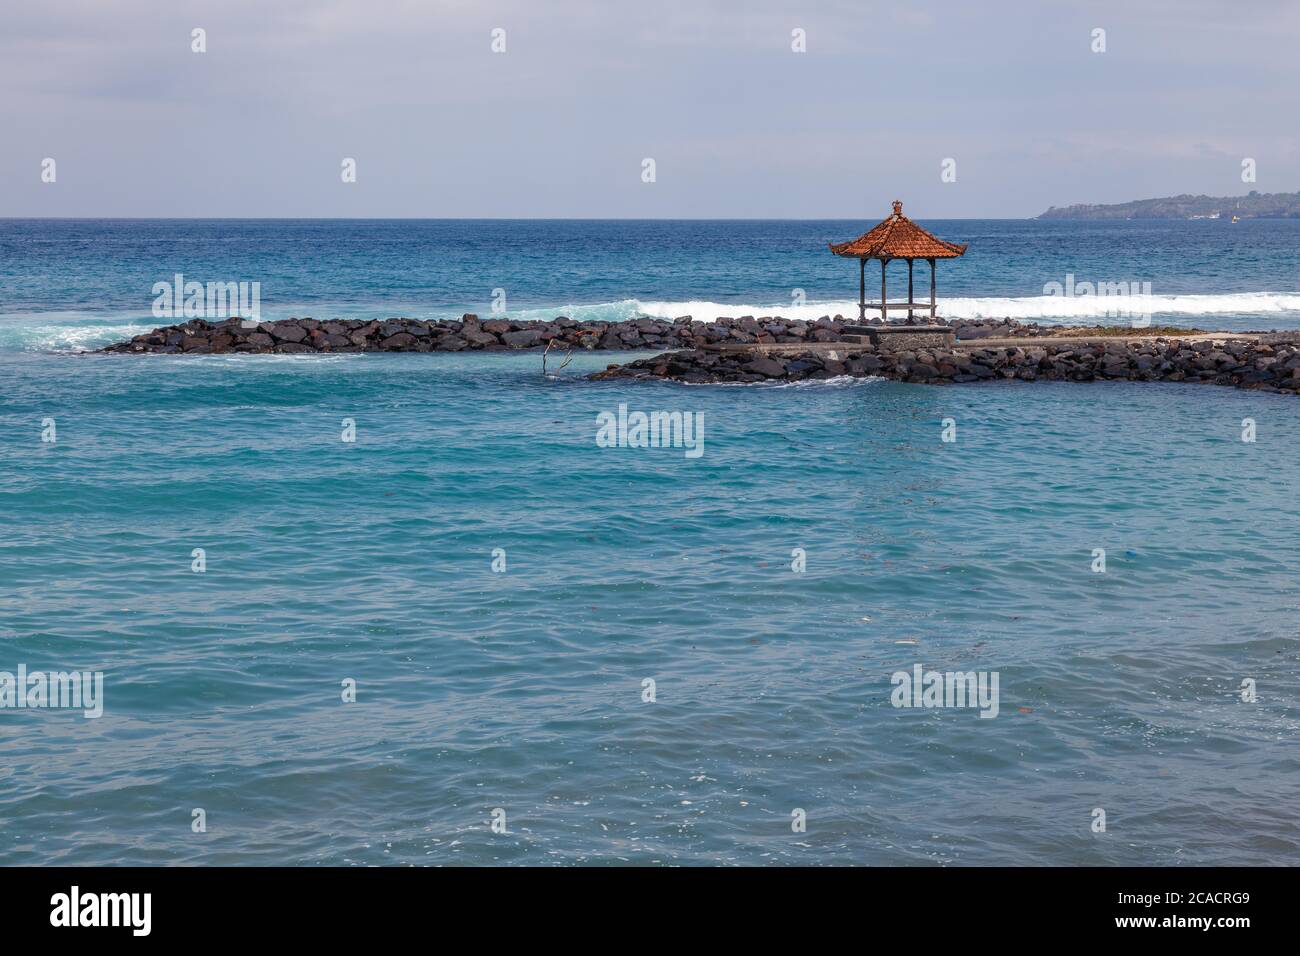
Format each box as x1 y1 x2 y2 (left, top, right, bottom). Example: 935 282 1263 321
892 199 903 217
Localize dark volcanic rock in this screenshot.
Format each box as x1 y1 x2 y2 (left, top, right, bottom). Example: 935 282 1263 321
271 324 308 343
104 314 813 355
743 357 787 378
98 315 1300 401
380 332 418 350
586 335 1300 396
502 329 544 348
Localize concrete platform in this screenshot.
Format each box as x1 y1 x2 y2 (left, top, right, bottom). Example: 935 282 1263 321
840 325 954 349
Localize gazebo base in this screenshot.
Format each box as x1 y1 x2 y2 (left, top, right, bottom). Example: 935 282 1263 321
841 325 955 350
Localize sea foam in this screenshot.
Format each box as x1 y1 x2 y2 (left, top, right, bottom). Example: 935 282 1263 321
7 290 1300 353
630 292 1300 324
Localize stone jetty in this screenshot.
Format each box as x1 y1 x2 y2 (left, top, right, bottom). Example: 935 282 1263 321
100 313 874 354
101 313 1097 355
100 313 1211 356
589 334 1300 394
99 314 1300 394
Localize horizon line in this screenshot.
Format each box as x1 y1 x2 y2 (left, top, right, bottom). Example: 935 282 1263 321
0 215 1037 222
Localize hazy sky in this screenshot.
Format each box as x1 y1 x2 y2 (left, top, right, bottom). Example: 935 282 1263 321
2 0 1296 218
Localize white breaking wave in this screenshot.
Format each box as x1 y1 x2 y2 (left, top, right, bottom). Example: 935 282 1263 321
631 292 1300 323
938 292 1300 320
6 290 1300 352
0 319 158 353
768 374 885 389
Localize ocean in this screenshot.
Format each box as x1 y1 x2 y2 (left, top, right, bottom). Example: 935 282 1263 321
1 219 1298 865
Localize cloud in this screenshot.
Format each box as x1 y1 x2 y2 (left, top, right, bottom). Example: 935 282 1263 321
1 0 1296 216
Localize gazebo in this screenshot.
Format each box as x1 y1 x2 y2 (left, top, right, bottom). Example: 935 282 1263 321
829 201 967 322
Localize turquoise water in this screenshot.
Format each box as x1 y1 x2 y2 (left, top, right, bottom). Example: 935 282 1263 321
2 220 1299 865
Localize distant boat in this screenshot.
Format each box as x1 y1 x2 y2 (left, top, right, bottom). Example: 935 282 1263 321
1231 215 1240 223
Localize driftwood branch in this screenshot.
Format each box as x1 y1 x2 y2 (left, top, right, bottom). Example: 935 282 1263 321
542 333 596 376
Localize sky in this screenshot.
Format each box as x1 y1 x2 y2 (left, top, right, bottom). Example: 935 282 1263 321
1 0 1297 218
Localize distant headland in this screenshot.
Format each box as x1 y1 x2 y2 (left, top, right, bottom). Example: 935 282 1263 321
1038 190 1300 220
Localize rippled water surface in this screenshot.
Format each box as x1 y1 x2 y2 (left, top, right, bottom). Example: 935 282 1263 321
3 347 1298 865
4 218 1300 346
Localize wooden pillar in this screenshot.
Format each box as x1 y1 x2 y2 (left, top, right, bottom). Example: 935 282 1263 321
880 258 888 323
859 257 866 321
907 259 914 320
929 258 936 319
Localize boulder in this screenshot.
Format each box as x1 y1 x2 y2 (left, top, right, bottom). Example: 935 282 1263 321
742 357 787 378
463 328 500 346
502 328 544 348
271 324 308 343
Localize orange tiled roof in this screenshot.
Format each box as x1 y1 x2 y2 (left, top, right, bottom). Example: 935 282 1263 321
829 201 968 259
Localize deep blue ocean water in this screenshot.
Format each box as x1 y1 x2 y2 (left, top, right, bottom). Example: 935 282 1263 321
2 219 1299 865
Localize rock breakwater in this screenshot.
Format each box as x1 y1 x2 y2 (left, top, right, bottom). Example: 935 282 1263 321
590 336 1300 393
100 314 1106 355
102 314 864 354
